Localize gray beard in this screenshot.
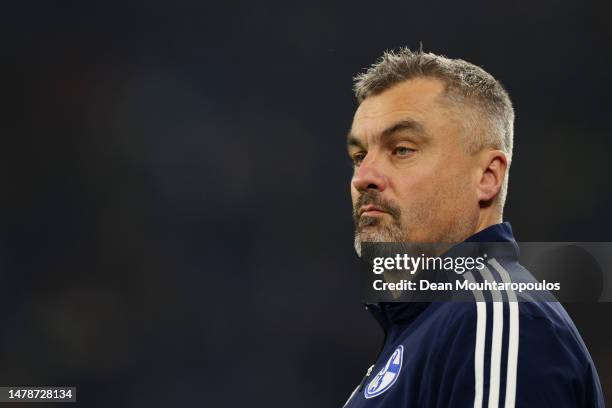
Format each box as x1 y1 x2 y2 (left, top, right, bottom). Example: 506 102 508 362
353 216 405 257
352 191 405 257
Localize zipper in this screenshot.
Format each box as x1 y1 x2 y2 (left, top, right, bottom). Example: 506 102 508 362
357 364 375 392
354 303 390 396
345 314 388 406
358 323 388 393
343 364 375 408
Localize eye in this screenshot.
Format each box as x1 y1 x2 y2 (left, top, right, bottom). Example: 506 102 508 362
351 152 366 166
392 146 415 157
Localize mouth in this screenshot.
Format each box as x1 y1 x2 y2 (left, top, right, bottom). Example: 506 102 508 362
359 205 388 217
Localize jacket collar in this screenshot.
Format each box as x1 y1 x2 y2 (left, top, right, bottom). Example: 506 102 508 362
367 222 517 330
466 221 516 244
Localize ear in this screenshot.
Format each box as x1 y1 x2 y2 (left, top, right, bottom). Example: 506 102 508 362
477 150 508 203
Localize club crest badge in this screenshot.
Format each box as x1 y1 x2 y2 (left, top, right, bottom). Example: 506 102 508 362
364 345 404 399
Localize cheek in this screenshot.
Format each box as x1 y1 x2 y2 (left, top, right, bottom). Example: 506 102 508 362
435 168 479 214
392 171 436 203
350 183 359 204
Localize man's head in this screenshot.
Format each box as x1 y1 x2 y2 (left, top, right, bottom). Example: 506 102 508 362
349 48 514 252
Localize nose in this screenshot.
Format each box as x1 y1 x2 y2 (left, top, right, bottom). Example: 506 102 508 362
352 155 388 193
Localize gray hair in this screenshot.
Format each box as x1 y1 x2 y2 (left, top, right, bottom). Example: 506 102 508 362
353 48 515 211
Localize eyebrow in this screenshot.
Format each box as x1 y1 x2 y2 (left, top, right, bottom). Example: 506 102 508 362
347 118 428 150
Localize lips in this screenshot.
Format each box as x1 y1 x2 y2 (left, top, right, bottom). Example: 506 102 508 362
360 204 387 217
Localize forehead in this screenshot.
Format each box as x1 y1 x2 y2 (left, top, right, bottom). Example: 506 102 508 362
351 77 448 138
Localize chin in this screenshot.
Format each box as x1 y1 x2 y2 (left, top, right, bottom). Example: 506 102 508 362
357 230 387 243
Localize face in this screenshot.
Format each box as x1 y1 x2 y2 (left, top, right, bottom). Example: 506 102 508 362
349 77 481 250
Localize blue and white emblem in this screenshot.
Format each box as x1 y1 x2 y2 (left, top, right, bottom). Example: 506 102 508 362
364 345 404 399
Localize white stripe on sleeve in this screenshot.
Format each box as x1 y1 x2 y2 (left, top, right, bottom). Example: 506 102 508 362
488 259 519 408
463 271 486 408
479 265 504 408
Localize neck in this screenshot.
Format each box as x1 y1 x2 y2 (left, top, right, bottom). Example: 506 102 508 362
474 208 503 237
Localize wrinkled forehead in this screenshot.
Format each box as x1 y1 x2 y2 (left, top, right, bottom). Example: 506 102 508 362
350 77 449 141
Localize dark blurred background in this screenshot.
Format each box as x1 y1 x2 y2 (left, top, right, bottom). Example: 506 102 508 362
2 1 611 407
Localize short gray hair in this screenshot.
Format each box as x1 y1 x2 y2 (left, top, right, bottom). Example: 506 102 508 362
353 48 515 210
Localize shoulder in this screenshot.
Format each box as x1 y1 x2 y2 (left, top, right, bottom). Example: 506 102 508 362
431 300 590 356
421 299 593 372
517 301 593 367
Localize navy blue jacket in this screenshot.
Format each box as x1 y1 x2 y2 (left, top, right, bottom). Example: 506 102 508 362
344 223 604 407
